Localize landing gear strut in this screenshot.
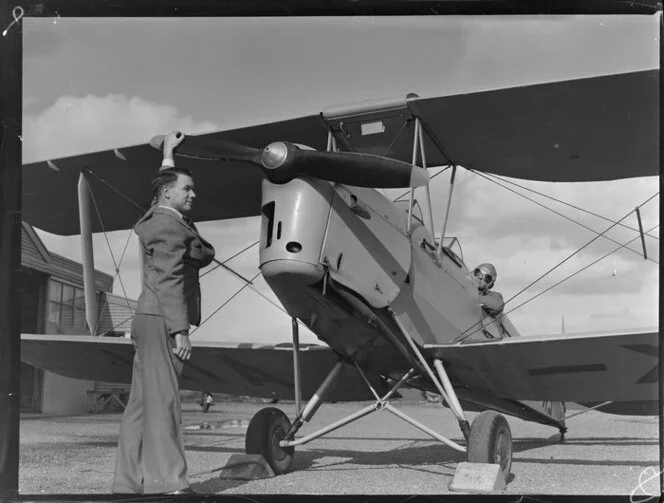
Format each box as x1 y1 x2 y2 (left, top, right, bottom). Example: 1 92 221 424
242 316 517 483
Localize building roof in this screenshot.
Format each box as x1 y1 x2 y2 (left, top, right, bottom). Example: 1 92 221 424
21 222 114 292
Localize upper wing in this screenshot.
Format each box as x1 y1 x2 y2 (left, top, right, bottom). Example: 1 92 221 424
322 70 658 182
425 330 658 406
410 70 658 182
21 333 390 402
22 115 326 236
23 70 657 235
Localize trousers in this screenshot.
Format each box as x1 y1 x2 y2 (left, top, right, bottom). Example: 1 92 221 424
111 313 188 494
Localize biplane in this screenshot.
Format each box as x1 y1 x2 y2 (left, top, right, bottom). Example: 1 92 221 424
21 69 659 482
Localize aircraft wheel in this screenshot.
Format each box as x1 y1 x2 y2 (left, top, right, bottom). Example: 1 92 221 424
245 407 294 475
467 410 512 480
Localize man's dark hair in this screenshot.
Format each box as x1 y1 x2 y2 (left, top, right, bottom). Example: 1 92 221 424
151 167 193 204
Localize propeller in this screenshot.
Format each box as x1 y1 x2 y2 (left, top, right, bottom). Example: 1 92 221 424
150 134 429 189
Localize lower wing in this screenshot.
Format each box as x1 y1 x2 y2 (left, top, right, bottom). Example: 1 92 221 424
21 334 389 402
424 330 659 415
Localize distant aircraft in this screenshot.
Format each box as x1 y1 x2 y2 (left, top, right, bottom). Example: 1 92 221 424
21 69 658 483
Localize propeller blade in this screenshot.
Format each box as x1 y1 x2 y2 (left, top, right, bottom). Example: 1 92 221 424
150 135 429 189
149 134 262 163
278 146 430 188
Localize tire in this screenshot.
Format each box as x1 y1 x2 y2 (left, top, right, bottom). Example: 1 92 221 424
245 407 295 475
467 410 512 480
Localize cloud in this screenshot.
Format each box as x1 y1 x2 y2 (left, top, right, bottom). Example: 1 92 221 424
23 94 219 163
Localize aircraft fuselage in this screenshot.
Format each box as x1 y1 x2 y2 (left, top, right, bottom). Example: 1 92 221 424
258 177 519 381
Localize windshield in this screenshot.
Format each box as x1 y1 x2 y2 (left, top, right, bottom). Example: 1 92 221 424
441 236 464 264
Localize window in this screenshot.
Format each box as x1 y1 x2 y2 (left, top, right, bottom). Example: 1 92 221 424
61 284 74 326
73 289 86 328
47 280 88 329
442 237 464 261
47 281 62 324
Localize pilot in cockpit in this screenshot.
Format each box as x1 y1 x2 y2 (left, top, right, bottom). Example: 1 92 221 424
472 263 505 316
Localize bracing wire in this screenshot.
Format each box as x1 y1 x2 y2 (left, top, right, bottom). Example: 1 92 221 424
137 258 287 338
472 169 659 266
380 120 409 159
83 167 146 213
199 258 302 329
454 222 660 343
200 240 259 279
453 190 658 342
503 191 659 306
230 275 291 319
190 271 263 335
485 172 659 241
97 314 134 337
114 230 137 279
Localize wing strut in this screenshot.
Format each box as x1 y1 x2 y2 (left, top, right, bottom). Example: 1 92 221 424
418 119 436 237
635 207 648 260
436 165 457 258
78 172 98 336
407 118 435 237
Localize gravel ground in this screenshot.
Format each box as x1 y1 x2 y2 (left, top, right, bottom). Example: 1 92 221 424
18 400 661 497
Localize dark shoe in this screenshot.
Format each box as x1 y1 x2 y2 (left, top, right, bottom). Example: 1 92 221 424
165 487 196 495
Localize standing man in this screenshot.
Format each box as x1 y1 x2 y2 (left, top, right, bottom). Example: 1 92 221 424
112 131 215 495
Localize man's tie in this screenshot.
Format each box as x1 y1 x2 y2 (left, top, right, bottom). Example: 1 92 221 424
182 215 196 231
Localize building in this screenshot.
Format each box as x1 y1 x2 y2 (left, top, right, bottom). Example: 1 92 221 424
20 222 135 414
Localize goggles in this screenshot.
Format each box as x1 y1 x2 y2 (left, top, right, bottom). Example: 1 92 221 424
474 269 493 284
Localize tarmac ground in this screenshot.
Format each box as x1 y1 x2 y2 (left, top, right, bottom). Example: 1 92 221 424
17 399 661 498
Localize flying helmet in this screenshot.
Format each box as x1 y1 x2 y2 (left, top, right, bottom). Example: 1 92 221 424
473 263 497 290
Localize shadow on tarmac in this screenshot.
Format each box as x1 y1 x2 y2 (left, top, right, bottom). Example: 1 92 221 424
186 430 658 491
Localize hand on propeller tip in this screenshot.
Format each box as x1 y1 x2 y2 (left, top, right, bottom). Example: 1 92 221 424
163 131 186 159
173 331 192 361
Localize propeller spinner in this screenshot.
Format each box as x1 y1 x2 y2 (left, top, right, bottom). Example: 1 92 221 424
149 134 429 189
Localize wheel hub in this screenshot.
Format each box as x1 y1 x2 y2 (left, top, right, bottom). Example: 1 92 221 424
271 425 287 462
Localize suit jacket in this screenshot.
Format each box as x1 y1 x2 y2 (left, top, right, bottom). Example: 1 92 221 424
134 206 215 334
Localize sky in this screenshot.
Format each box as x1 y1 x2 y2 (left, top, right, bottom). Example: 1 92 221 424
22 15 660 343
